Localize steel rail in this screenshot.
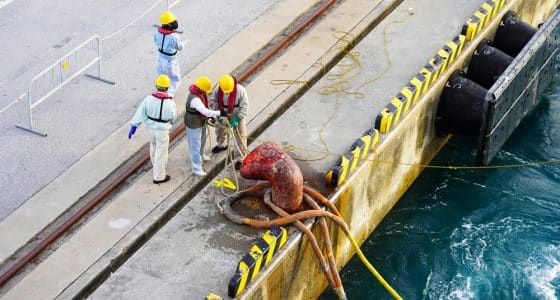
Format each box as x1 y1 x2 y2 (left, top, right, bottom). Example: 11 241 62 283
0 0 339 288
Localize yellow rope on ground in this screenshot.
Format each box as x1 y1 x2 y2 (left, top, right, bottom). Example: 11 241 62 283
352 18 409 100
289 95 340 162
269 16 412 163
262 13 560 171
269 80 310 88
206 119 243 196
316 32 364 98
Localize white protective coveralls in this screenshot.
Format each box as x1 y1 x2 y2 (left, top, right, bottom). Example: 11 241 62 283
153 29 184 97
130 93 178 181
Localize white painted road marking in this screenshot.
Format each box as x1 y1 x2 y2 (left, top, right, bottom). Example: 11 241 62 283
108 218 132 229
0 0 15 9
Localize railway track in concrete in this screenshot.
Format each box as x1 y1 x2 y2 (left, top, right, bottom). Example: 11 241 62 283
0 0 403 297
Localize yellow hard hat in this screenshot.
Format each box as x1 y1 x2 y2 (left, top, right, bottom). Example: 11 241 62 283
195 76 213 94
160 11 176 25
155 75 171 88
219 75 235 94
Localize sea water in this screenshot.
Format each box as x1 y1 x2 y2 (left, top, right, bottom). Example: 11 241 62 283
322 64 560 299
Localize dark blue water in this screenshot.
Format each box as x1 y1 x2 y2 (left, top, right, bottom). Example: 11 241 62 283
322 67 560 299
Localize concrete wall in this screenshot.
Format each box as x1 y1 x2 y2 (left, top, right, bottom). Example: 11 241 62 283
515 0 559 27
243 1 559 299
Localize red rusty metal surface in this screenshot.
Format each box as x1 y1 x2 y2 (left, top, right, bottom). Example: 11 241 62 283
240 142 303 212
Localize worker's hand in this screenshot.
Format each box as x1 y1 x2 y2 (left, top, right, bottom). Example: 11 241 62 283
229 116 241 128
128 125 137 139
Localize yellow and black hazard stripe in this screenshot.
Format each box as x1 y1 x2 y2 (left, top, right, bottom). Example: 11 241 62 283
326 151 353 187
348 143 362 172
408 75 424 101
388 94 405 124
462 0 505 41
481 0 497 19
440 43 457 67
497 0 506 10
374 96 404 134
248 245 265 281
434 36 462 78
437 49 450 74
395 90 412 114
462 14 483 41
401 82 418 105
410 71 429 96
442 35 466 66
375 108 393 134
428 56 443 85
368 128 380 149
325 165 343 188
454 35 466 58
255 236 273 267
474 8 490 28
228 226 287 298
445 37 461 64
326 128 379 188
265 226 287 256
352 134 370 160
419 64 435 91
352 128 379 159
228 254 254 298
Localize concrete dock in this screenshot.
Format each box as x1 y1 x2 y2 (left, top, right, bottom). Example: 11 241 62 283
0 0 557 299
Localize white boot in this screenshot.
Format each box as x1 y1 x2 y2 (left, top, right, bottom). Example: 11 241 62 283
192 170 207 177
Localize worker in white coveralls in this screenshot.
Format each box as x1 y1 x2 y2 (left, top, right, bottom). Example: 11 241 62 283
184 76 226 176
210 74 249 157
154 11 185 97
128 75 178 184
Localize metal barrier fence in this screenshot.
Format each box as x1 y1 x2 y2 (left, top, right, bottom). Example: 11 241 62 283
13 35 115 136
1 0 177 136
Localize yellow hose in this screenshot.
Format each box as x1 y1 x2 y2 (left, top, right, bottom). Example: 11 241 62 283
259 194 402 299
346 233 403 300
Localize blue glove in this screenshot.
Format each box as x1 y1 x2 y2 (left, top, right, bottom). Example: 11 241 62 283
229 116 241 128
128 125 137 139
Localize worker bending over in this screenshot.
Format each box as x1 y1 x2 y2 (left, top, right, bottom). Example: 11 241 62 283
210 74 249 157
185 76 225 176
129 75 178 184
154 11 185 97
